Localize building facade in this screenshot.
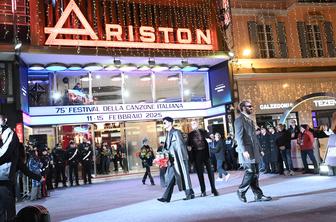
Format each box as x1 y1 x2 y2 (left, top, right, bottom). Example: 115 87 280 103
0 0 232 174
230 0 336 128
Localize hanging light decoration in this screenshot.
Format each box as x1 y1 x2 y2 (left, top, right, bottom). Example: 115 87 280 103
46 63 67 71
29 64 45 71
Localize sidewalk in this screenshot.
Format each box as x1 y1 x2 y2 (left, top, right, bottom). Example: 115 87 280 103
16 171 336 222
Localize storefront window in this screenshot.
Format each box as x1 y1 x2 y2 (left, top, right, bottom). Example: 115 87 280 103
124 72 152 104
155 72 181 102
91 71 122 105
182 72 207 102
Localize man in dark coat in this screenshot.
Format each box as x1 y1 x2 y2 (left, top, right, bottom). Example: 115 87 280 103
235 101 272 203
67 141 80 186
157 117 194 203
187 119 218 197
52 143 67 188
0 114 42 221
79 139 93 185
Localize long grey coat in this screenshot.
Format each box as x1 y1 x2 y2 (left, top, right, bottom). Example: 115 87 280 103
234 114 262 164
165 128 192 191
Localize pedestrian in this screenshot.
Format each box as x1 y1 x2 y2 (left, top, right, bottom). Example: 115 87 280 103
157 117 195 203
225 133 238 170
28 148 42 200
297 124 319 174
0 114 42 221
52 143 67 188
212 133 230 182
235 101 272 203
80 139 93 185
268 126 279 174
139 138 155 185
40 147 51 197
276 124 294 176
67 141 80 186
187 119 218 197
157 141 167 188
208 133 217 172
259 127 271 173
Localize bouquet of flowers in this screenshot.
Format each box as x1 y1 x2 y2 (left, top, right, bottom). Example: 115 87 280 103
153 151 169 168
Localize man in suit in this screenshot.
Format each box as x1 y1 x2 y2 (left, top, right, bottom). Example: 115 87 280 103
157 116 194 203
235 101 272 203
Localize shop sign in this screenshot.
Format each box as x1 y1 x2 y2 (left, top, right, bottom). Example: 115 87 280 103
28 101 226 125
313 99 336 107
259 103 293 110
44 0 213 50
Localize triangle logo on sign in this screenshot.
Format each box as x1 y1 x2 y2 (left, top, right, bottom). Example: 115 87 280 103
44 0 98 45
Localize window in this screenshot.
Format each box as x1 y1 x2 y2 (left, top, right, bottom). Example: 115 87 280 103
306 24 324 57
257 25 276 58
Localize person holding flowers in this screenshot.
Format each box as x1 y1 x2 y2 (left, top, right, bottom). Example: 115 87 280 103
139 138 155 185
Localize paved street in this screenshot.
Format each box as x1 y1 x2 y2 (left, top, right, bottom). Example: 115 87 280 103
16 171 336 222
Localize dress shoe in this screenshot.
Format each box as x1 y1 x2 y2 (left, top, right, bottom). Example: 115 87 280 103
157 198 170 203
183 194 195 200
237 190 247 203
212 190 219 196
200 192 207 197
255 195 272 202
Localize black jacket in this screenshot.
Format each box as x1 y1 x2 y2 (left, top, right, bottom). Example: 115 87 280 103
212 139 225 161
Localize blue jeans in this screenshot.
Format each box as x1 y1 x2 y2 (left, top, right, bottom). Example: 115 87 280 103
301 150 318 172
280 149 294 171
217 160 228 178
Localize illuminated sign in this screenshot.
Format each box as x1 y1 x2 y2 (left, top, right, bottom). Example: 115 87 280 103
259 103 293 110
44 0 213 50
28 101 226 125
313 99 336 107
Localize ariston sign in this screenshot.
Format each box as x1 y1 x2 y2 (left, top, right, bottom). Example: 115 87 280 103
44 0 214 50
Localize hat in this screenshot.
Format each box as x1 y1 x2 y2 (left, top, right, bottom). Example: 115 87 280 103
163 116 174 123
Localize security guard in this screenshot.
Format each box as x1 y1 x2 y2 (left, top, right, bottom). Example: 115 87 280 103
52 143 67 188
67 141 80 186
80 140 93 185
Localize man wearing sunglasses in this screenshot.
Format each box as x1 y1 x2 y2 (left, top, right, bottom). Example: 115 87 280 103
235 101 272 203
157 116 194 203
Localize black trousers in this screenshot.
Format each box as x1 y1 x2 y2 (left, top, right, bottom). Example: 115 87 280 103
0 185 15 222
161 176 194 202
55 163 66 187
142 166 154 184
82 161 92 184
194 149 216 193
69 163 79 185
238 163 263 198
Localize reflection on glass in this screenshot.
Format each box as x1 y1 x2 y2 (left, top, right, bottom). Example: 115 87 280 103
182 72 207 102
124 72 152 103
155 72 181 103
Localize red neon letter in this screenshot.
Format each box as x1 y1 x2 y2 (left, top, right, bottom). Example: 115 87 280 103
177 28 192 44
158 27 173 43
106 24 122 41
140 26 155 43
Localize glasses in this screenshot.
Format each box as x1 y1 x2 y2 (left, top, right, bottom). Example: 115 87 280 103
245 105 253 108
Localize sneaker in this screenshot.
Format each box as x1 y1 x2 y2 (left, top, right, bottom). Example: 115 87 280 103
289 170 295 176
215 177 224 182
224 173 231 182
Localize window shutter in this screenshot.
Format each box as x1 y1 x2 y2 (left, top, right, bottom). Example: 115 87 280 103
297 22 309 58
248 21 260 58
324 22 336 57
277 22 288 58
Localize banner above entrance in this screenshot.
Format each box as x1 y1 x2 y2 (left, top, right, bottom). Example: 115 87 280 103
28 101 226 125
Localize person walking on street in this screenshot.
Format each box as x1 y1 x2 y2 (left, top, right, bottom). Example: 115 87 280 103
187 119 218 197
212 133 230 182
235 101 272 203
139 138 155 185
157 117 195 203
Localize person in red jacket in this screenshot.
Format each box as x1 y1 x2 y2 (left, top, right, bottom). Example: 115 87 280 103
297 124 319 174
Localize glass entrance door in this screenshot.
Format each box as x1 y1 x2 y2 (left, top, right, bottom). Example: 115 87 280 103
124 121 158 172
